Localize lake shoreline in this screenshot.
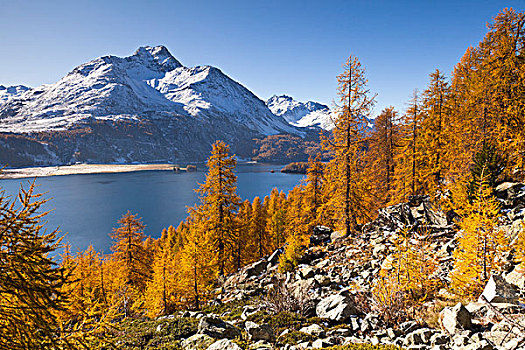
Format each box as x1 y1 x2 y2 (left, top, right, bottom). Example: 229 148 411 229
0 163 301 254
0 163 177 179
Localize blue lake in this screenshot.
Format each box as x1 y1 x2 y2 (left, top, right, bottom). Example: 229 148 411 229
0 163 302 254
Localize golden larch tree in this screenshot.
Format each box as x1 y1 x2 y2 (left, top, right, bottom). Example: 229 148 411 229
109 211 152 317
279 186 310 272
0 182 70 349
250 196 270 259
366 106 399 206
322 55 376 235
451 179 509 299
178 216 215 309
193 140 240 277
144 237 180 317
392 91 423 202
266 188 287 251
302 155 325 227
234 199 254 269
419 69 452 195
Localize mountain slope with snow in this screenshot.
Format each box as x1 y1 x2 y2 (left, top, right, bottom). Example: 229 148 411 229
0 46 308 166
266 95 375 132
0 46 296 136
266 95 334 130
0 85 31 107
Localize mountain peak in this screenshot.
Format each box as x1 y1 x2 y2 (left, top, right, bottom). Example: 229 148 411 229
266 94 333 130
132 45 182 71
268 94 293 103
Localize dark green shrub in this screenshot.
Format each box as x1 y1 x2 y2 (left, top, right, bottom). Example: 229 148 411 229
468 142 505 200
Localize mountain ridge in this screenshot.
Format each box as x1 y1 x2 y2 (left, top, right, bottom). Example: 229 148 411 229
0 46 298 136
266 94 335 130
0 46 318 166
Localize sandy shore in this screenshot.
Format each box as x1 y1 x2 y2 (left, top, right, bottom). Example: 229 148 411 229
0 163 177 179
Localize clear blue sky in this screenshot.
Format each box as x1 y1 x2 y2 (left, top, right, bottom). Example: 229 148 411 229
1 0 523 116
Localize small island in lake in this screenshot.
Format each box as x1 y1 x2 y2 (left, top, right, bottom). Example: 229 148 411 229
280 162 309 174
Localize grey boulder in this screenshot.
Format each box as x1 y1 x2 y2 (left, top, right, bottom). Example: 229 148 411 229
207 339 242 350
245 321 275 342
316 293 358 322
439 302 472 334
198 316 242 339
480 275 519 304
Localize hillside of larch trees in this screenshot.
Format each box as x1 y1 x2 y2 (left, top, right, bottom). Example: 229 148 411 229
1 7 525 349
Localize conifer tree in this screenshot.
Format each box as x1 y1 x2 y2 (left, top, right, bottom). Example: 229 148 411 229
285 187 307 234
64 245 105 318
467 142 505 199
144 239 179 317
449 8 525 180
234 199 254 269
266 188 287 250
302 155 324 227
388 229 441 302
515 222 525 269
448 46 487 174
451 179 509 299
193 140 240 276
322 55 376 235
366 106 399 205
420 69 452 194
278 228 309 273
179 216 215 309
59 245 116 347
109 211 151 316
0 182 70 349
169 223 186 253
250 196 270 258
392 91 423 202
480 9 525 133
279 187 310 272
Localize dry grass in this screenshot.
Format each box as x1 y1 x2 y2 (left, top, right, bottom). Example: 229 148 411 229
261 275 316 317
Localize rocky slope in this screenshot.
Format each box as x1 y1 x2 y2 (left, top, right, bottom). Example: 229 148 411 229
0 46 307 166
128 183 525 350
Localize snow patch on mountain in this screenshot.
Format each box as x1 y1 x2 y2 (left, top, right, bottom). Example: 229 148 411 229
0 85 31 107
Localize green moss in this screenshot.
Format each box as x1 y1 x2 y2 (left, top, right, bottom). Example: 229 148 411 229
103 316 198 349
231 338 249 349
326 345 403 350
329 323 352 331
277 331 315 345
162 317 199 339
305 317 326 325
202 300 249 321
246 311 305 333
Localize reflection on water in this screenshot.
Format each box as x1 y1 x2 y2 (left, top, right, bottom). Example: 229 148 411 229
96 180 115 185
0 163 301 254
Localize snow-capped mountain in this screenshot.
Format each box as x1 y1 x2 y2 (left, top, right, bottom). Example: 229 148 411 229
0 46 307 166
0 46 296 136
266 95 375 132
266 95 335 130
